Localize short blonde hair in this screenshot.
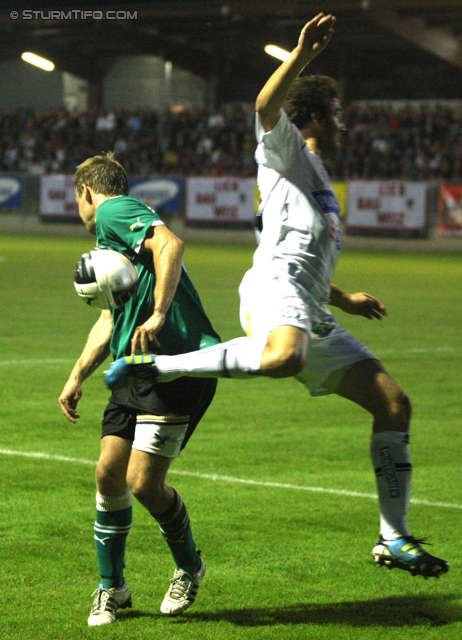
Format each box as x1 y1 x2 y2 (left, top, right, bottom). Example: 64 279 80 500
74 152 129 196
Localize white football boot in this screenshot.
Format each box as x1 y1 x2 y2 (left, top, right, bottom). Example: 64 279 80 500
88 583 132 626
161 556 206 616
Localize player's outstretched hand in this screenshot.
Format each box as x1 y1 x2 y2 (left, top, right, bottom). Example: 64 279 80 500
342 292 387 320
297 13 336 61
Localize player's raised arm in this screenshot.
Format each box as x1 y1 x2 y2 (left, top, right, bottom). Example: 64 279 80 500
59 310 114 422
256 13 336 131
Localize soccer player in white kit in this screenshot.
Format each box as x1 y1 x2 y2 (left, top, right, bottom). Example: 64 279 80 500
106 13 448 578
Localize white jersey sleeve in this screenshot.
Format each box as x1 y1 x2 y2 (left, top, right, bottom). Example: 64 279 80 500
255 110 309 190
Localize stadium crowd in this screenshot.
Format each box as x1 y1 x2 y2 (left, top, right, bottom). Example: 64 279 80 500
1 102 462 180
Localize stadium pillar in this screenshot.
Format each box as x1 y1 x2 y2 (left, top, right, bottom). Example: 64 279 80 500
205 75 217 114
87 78 104 109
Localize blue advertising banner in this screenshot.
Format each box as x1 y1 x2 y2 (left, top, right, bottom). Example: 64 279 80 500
0 176 22 207
128 177 183 213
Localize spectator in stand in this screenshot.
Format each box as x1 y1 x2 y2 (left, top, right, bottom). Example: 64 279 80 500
1 102 462 179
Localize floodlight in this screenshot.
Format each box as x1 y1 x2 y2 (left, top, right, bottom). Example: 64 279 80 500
264 45 290 62
21 52 55 71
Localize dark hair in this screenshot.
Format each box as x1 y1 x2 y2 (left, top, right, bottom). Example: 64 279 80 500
283 75 338 131
74 152 129 196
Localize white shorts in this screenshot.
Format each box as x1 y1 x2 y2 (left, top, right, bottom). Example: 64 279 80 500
239 268 312 339
132 414 190 458
296 325 377 396
239 270 377 396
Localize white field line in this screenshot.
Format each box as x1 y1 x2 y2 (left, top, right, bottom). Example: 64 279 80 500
376 346 462 355
0 358 76 366
0 448 461 510
0 346 461 368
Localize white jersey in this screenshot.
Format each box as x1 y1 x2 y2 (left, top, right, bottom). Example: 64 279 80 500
250 109 342 331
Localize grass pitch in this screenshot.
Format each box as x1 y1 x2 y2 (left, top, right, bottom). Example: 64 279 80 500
0 234 461 639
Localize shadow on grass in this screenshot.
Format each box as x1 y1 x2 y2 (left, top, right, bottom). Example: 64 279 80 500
168 594 462 628
118 609 156 621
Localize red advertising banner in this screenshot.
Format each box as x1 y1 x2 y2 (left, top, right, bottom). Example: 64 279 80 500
438 184 462 237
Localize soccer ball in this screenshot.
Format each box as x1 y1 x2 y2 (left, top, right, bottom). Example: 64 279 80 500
74 248 138 310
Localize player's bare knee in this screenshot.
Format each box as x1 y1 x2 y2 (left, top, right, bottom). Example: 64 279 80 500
129 477 159 505
129 481 146 503
400 392 412 423
262 347 305 377
281 351 305 376
378 388 412 430
96 461 125 494
389 387 411 418
95 461 114 486
127 467 166 508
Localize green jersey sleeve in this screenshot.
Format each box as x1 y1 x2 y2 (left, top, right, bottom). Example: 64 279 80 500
96 196 163 256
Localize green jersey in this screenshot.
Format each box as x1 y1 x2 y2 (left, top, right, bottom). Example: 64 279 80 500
95 196 221 359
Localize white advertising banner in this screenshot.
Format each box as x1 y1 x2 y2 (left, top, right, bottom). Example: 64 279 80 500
40 175 79 218
186 177 256 225
346 181 428 234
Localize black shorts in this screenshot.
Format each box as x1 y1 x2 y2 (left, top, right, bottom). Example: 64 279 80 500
101 377 218 453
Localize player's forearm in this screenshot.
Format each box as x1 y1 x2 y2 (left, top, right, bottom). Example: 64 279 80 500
70 312 113 382
328 284 350 310
256 45 314 129
72 345 112 382
152 236 184 317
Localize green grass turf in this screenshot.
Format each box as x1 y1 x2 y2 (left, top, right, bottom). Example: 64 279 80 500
0 234 461 639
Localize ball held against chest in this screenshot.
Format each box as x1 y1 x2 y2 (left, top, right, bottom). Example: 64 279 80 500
74 247 138 310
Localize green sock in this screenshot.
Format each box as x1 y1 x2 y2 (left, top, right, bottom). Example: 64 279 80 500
154 491 200 574
94 491 132 589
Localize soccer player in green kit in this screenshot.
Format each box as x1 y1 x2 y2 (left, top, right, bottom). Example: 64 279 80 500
59 153 220 626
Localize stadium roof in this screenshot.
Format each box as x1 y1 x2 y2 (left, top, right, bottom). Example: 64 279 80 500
1 0 462 105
